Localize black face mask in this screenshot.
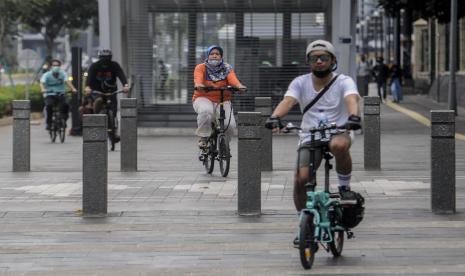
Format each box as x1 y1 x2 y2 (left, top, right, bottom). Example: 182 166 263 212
313 68 332 78
100 57 112 64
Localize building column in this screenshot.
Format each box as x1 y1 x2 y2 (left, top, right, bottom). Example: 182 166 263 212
98 0 124 67
459 17 465 71
187 12 197 103
282 12 292 65
437 23 446 73
125 0 152 106
331 0 357 78
413 19 427 79
429 19 436 87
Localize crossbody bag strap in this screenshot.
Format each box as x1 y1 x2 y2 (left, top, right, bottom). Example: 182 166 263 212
302 74 339 114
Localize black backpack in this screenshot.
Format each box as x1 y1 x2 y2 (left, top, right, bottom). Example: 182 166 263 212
340 191 365 228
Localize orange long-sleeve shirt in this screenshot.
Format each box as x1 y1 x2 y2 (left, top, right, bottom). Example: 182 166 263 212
192 63 242 103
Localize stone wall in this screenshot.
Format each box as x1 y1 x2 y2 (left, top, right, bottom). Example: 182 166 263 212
428 74 465 108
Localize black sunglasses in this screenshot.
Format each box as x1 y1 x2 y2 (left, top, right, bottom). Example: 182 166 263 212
308 54 331 63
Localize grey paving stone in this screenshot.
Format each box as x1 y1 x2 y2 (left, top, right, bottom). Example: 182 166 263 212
0 92 465 274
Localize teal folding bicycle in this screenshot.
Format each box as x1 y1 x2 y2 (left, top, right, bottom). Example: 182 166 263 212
283 122 361 270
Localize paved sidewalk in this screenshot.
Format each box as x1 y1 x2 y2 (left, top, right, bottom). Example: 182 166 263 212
0 86 465 275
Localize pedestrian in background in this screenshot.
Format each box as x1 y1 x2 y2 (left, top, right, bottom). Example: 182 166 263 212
158 59 169 99
356 54 370 97
371 56 389 102
389 64 403 103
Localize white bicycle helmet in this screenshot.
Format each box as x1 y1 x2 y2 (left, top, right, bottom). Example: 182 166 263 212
97 49 112 58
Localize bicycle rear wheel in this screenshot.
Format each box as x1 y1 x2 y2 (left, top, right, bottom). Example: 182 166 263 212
59 118 66 143
49 115 57 143
329 230 344 257
299 213 317 270
49 129 57 143
203 137 215 174
218 135 230 177
107 110 116 151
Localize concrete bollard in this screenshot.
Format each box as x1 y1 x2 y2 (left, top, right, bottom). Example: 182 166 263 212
363 96 381 170
12 100 30 172
431 110 455 214
82 114 108 216
255 97 273 171
237 112 262 216
120 98 138 171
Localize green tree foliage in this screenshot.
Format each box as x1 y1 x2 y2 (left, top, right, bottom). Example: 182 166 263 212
17 0 98 61
0 0 21 59
378 0 465 23
0 84 42 117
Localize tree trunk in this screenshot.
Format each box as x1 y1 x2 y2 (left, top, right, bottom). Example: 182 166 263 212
0 19 6 59
402 7 413 79
44 34 54 63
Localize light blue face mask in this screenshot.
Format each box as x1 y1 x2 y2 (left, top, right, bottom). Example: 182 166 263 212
51 66 60 73
207 59 220 66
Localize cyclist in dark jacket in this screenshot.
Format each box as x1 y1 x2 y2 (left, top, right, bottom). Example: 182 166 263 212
84 49 129 116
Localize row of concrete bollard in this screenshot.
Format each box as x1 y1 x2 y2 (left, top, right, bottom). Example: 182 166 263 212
431 110 455 214
12 98 138 174
82 98 138 215
11 96 456 216
361 98 456 213
237 96 457 215
12 98 138 216
12 101 30 172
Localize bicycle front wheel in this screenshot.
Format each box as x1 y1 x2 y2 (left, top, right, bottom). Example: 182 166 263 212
203 137 215 174
299 213 317 270
329 230 344 257
49 116 57 143
217 135 230 177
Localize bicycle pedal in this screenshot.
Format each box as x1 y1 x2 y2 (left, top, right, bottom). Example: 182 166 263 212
346 231 354 239
292 235 300 245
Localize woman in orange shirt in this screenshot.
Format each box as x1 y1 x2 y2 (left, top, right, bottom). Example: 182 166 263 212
193 45 247 148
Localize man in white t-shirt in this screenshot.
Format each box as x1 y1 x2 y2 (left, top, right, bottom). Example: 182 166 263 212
265 39 362 214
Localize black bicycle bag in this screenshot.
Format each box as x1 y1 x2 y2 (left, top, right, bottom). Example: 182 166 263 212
340 191 365 228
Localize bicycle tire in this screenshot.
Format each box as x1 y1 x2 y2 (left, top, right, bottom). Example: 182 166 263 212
49 114 57 143
49 129 57 143
107 109 116 151
329 230 344 257
299 213 317 270
59 118 66 143
218 135 230 177
203 137 215 174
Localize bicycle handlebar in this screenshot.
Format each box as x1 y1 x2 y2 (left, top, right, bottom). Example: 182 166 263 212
281 122 347 134
194 86 246 92
91 90 124 96
281 122 348 143
44 90 74 94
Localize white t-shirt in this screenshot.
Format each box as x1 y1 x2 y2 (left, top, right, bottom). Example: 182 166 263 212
285 73 359 143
